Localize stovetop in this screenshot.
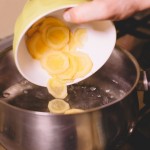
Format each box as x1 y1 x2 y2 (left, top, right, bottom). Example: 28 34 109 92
115 109 150 150
114 10 150 150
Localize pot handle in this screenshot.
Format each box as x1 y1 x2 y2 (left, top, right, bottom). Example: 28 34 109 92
145 68 150 90
136 69 150 91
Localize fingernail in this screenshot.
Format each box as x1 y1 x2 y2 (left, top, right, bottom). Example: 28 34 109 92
63 12 71 22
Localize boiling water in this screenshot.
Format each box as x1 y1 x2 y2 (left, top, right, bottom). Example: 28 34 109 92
6 82 126 112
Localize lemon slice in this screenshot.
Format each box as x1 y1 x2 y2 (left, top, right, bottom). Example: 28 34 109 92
68 32 77 51
69 28 87 51
40 51 69 75
60 44 70 52
46 26 70 49
74 28 87 48
26 25 39 37
32 17 46 28
64 109 84 114
48 99 70 114
26 32 49 59
47 78 67 99
39 17 69 49
71 51 93 79
39 17 66 32
26 17 46 37
55 53 77 80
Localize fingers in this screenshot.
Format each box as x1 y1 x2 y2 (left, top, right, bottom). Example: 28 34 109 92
63 0 144 23
63 1 110 23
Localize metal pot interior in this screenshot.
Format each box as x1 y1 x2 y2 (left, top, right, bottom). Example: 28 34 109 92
0 46 140 112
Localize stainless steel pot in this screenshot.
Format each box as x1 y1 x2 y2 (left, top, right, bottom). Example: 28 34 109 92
0 38 149 150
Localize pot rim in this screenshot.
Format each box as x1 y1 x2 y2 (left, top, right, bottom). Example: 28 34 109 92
0 46 141 116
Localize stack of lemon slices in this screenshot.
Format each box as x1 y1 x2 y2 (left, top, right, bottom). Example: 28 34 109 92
26 16 92 114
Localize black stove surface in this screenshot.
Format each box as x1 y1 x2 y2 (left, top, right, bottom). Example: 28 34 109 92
117 109 150 150
114 10 150 150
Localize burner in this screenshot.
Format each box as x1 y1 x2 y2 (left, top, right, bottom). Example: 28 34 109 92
118 110 150 150
115 10 150 39
114 10 150 150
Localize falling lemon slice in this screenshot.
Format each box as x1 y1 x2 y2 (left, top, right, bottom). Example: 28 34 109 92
47 78 67 99
40 50 69 75
48 99 70 114
72 51 93 79
64 108 85 114
26 32 50 59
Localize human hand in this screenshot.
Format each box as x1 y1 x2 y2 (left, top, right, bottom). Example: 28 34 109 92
63 0 150 23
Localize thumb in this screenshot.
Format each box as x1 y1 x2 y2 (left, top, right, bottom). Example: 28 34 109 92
63 1 108 23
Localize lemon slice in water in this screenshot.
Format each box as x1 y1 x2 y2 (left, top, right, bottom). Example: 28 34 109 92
48 99 70 114
64 109 84 114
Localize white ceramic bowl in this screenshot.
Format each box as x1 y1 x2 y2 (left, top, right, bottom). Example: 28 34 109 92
13 1 116 87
